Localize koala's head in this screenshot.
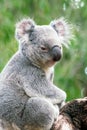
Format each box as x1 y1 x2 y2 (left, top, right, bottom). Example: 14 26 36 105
15 18 73 69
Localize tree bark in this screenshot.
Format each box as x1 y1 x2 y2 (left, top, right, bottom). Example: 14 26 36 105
51 97 87 130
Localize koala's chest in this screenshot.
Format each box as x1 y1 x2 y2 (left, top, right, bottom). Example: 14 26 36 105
44 67 54 82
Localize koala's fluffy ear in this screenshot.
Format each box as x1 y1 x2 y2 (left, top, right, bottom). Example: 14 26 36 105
15 18 35 42
50 17 73 47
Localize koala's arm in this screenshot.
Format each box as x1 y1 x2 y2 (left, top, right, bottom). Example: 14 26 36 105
24 83 66 105
21 68 66 105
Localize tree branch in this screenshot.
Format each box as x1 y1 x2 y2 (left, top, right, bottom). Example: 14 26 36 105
51 97 87 130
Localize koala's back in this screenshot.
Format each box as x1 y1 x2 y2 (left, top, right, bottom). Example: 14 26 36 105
0 82 28 128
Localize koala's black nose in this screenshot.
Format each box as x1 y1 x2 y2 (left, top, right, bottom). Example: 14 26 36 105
51 46 62 61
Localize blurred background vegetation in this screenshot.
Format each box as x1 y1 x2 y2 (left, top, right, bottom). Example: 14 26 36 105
0 0 87 101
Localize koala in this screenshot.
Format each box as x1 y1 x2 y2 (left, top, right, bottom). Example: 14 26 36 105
0 17 73 130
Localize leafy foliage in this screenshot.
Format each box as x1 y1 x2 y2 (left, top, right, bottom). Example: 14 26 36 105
0 0 87 100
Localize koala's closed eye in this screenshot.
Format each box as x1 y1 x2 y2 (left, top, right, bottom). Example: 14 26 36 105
40 45 48 52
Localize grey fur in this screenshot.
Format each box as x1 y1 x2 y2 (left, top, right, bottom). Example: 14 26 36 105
0 17 73 130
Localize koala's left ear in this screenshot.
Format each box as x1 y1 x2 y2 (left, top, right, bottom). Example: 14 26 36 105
15 18 35 42
50 17 73 47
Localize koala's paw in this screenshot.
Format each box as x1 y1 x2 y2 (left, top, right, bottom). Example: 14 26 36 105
22 97 58 130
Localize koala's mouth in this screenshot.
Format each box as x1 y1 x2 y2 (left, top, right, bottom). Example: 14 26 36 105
46 55 62 67
46 60 56 67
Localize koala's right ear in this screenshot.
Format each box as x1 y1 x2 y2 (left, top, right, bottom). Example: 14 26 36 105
15 18 35 42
